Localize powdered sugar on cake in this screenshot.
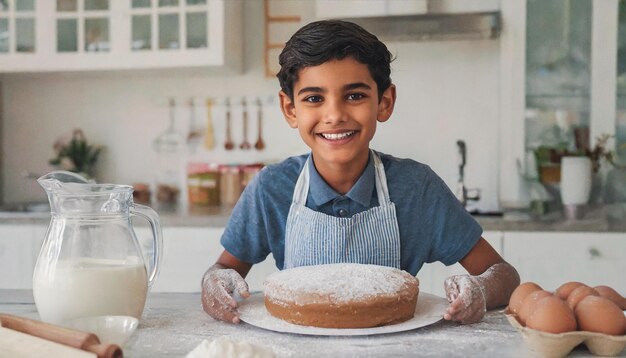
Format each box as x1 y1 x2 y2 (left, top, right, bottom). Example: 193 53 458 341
264 263 418 304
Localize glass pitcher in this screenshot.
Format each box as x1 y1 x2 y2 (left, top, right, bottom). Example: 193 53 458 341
32 171 163 325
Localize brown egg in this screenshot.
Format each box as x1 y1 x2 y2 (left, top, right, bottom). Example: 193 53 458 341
526 296 577 333
508 282 542 315
575 296 626 335
518 290 553 325
566 285 599 310
594 285 626 310
555 281 586 300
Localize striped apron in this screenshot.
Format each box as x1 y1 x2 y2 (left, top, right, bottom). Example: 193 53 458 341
283 150 401 269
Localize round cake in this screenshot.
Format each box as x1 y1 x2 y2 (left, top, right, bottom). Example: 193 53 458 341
263 263 419 328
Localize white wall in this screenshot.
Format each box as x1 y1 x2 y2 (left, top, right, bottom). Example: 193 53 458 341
0 0 501 212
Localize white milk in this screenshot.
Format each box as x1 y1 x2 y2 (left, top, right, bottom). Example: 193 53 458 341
33 258 148 325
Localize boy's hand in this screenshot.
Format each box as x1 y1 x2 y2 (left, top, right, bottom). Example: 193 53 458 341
201 265 250 323
443 275 486 324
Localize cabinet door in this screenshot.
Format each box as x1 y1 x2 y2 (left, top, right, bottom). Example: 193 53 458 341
498 1 621 205
417 231 502 298
0 225 36 289
145 227 278 293
503 232 626 293
0 0 242 72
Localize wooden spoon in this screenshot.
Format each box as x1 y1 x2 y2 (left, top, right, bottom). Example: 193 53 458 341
254 97 265 151
203 98 215 150
224 98 234 150
240 98 251 150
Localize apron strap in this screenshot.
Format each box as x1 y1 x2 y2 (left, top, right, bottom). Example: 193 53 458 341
292 151 390 205
371 150 391 204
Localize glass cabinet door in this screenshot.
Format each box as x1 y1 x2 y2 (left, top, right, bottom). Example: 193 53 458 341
525 0 592 150
130 0 208 52
525 0 593 182
0 0 36 54
56 0 110 53
616 0 626 160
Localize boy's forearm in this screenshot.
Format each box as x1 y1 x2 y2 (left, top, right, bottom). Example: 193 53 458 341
474 262 520 310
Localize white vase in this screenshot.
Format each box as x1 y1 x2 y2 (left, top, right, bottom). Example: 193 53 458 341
560 156 592 206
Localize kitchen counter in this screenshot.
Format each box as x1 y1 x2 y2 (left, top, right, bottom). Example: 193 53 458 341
0 204 622 232
0 290 612 357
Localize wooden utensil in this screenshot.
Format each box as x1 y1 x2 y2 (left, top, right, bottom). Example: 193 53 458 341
0 327 95 357
204 98 215 150
224 98 234 150
0 314 122 358
254 97 265 151
240 98 251 150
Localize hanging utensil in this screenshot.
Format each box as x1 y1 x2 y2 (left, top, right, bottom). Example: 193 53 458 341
254 97 265 151
240 98 251 150
204 98 215 150
224 98 235 151
186 97 203 153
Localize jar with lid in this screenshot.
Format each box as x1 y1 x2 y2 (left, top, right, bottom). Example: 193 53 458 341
219 164 242 206
241 163 264 190
187 163 220 206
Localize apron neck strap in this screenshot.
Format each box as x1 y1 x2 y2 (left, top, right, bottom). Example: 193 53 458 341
293 150 391 205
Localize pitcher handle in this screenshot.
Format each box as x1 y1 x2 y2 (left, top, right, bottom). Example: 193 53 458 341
131 204 163 287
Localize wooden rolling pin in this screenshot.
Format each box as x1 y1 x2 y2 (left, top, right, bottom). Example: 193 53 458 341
0 314 122 358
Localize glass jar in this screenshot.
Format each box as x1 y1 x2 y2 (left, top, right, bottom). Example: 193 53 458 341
219 164 242 206
187 163 220 206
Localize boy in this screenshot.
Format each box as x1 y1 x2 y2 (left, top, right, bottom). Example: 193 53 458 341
201 20 519 325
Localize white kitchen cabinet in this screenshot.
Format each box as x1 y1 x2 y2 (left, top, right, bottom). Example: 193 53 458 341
502 231 626 294
0 224 47 289
499 0 623 205
0 0 242 73
417 230 503 298
136 226 278 293
315 0 427 19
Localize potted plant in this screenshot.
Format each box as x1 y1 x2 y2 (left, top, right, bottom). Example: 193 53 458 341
49 129 103 179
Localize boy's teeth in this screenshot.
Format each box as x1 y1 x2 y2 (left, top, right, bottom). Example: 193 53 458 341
320 131 355 140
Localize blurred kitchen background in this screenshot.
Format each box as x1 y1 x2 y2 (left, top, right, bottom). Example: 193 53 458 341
1 0 626 295
1 0 624 218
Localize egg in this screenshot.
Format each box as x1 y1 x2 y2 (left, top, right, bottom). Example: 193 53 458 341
518 290 552 325
593 285 626 310
575 296 626 335
508 282 542 314
526 296 577 333
566 285 599 310
555 281 586 300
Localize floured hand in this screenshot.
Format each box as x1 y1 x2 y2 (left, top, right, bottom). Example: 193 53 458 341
201 265 250 324
443 262 520 324
443 274 486 324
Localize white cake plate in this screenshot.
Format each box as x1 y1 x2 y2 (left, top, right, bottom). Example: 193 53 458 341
238 292 448 336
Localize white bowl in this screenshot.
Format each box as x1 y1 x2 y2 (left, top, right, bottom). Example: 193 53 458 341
65 315 138 346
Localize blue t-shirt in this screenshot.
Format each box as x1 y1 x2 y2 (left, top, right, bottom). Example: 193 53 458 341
220 150 483 275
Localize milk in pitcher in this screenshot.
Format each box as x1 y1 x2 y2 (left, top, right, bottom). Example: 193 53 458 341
33 258 148 325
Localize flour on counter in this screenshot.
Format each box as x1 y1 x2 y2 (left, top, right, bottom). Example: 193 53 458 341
186 336 275 358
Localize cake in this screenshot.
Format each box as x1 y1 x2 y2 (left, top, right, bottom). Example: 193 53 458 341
263 263 419 328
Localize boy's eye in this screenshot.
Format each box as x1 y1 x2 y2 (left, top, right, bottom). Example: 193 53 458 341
347 93 365 101
304 95 323 103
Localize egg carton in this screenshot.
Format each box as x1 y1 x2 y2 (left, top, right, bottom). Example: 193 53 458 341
504 312 626 358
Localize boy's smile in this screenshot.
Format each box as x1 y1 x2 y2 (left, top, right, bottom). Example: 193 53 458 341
279 57 395 192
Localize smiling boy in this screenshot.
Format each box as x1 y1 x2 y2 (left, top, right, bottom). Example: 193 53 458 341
201 20 520 325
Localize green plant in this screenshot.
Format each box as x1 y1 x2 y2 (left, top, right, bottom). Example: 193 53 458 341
588 134 626 172
49 129 103 177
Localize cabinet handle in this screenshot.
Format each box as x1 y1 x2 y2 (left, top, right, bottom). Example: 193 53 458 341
588 247 601 258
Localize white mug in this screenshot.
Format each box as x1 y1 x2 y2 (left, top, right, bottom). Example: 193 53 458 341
560 156 592 205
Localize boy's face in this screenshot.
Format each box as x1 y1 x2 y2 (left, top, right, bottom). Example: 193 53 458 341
279 57 396 169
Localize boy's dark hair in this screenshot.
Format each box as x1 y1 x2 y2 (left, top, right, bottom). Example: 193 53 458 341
277 20 393 101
